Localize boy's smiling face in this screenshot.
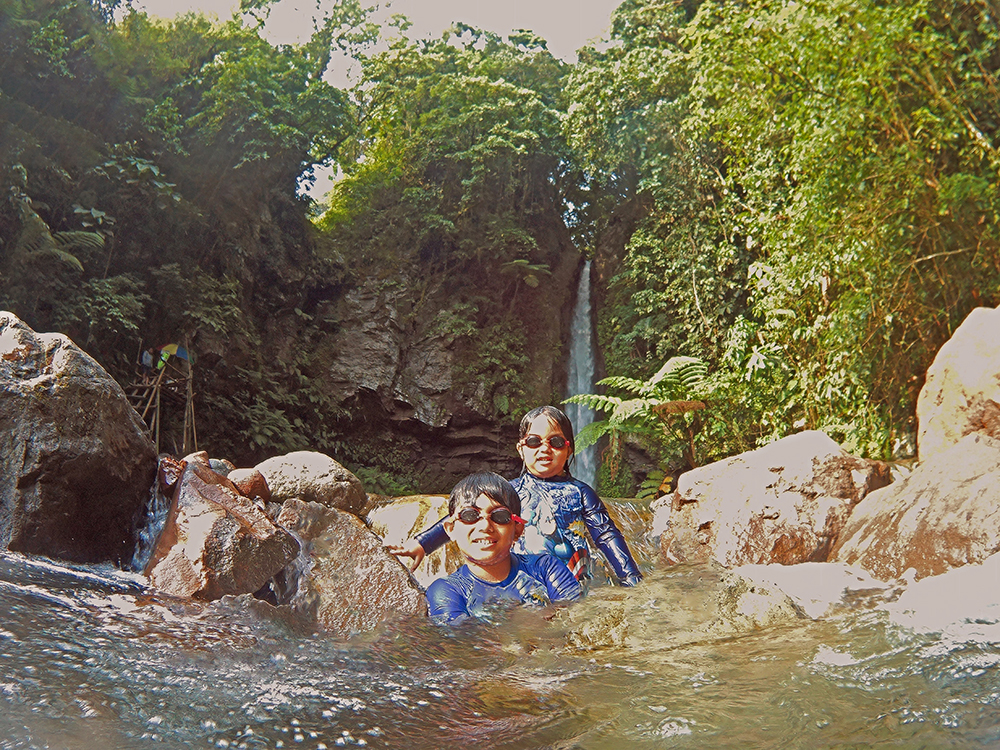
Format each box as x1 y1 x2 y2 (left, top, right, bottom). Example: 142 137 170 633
444 493 523 579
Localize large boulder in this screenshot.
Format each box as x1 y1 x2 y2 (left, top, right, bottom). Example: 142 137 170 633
653 431 891 568
831 432 1000 581
366 494 461 588
916 306 1000 462
0 311 157 563
727 562 892 619
254 451 367 514
275 499 427 637
884 550 1000 636
144 459 299 599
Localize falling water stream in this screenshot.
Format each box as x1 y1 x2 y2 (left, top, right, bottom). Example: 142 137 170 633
565 259 598 489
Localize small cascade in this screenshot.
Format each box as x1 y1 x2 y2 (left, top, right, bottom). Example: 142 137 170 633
565 259 598 488
129 483 170 572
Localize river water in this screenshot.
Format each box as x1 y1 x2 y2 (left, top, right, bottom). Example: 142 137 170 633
4 533 1000 749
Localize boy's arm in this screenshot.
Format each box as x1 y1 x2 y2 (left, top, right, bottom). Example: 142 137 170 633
415 517 449 553
426 578 470 624
538 555 583 602
580 484 643 586
387 517 449 571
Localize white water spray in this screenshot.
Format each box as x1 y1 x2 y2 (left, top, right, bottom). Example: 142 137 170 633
565 259 598 488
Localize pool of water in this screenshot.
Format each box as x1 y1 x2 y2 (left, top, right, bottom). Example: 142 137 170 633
3 550 1000 749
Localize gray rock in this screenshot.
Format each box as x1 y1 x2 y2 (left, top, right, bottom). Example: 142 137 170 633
144 461 299 599
323 278 453 428
275 499 427 637
654 430 890 568
254 451 366 514
916 306 1000 462
0 311 157 563
831 432 1000 581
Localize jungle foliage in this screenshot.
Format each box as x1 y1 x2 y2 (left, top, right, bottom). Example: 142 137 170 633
2 0 998 491
317 24 575 423
1 0 364 463
568 0 1000 484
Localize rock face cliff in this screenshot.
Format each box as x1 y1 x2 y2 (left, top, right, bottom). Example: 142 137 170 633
298 220 585 492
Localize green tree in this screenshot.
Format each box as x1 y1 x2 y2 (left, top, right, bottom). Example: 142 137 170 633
565 0 753 382
688 0 1000 456
318 23 575 420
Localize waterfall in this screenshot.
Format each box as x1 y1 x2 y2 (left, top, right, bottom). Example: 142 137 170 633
565 259 598 489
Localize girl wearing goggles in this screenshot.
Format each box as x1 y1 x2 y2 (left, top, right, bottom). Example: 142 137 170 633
389 406 642 588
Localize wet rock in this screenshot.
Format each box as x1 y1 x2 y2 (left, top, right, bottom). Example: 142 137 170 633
654 431 890 569
209 458 236 476
254 451 367 514
144 461 299 600
275 499 426 637
884 550 1000 636
726 562 891 620
366 494 461 588
561 564 804 652
916 306 1000 462
0 311 157 563
709 568 803 635
157 455 185 493
228 468 271 505
831 432 1000 581
182 451 210 467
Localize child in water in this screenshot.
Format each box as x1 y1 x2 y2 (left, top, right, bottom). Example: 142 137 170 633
389 405 643 587
426 471 581 623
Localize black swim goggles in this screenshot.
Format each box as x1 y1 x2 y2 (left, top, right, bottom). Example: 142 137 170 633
522 435 569 449
454 507 525 525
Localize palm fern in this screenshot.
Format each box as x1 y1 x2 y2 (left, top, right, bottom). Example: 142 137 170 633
9 173 102 273
13 201 97 273
565 355 712 482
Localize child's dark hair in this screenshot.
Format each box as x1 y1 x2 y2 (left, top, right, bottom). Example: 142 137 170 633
519 405 576 473
449 471 521 516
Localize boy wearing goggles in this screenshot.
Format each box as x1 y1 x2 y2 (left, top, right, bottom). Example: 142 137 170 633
426 471 582 624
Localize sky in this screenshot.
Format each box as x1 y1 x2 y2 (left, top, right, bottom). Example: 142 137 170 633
133 0 622 62
131 0 623 198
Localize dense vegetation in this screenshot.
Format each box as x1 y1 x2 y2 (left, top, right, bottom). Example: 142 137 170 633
2 0 997 494
568 0 1000 491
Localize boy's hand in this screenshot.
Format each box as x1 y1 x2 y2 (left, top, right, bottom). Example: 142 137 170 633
385 539 426 572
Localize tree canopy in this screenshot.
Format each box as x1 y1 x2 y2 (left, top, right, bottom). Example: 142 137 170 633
2 0 998 491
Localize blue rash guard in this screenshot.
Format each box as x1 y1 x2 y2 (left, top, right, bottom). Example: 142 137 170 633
415 473 643 587
426 552 582 624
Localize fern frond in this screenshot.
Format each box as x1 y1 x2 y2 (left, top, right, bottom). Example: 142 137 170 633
597 375 646 394
564 393 622 414
15 211 54 255
573 420 613 450
54 230 105 251
47 247 85 272
643 356 708 397
609 398 653 426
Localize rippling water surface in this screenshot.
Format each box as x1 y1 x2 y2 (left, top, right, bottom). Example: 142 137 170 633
3 550 1000 750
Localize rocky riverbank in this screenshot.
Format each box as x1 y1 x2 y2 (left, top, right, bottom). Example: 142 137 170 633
4 306 1000 641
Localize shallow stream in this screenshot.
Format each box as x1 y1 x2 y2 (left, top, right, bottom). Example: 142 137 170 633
4 545 1000 749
